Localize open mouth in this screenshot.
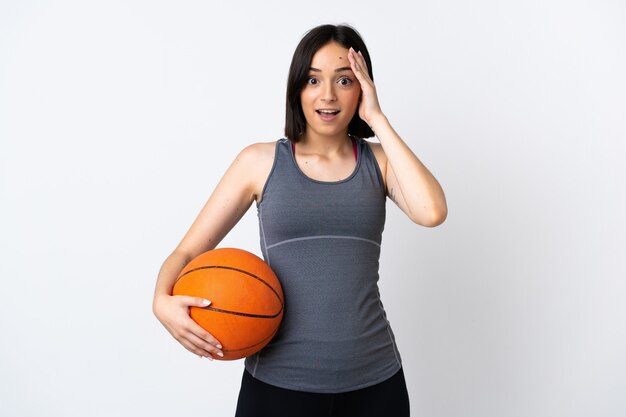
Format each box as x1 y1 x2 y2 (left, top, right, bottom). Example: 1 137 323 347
316 109 340 115
316 109 340 121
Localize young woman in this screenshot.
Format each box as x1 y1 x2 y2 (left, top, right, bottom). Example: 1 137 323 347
153 24 447 416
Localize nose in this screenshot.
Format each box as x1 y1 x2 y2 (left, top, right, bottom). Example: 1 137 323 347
321 82 336 102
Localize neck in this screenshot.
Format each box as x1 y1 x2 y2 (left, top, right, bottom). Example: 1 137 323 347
298 130 352 155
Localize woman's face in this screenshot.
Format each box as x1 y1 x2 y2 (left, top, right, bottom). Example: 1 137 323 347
300 41 361 140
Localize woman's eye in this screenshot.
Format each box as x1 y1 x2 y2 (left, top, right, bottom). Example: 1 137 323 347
338 77 353 86
307 77 318 85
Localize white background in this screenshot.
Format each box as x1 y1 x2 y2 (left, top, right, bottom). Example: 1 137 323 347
1 1 625 416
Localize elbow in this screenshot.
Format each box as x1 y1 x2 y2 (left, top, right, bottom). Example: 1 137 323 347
411 205 447 227
429 207 448 227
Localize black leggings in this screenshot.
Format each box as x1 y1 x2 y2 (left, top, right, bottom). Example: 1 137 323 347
234 367 410 417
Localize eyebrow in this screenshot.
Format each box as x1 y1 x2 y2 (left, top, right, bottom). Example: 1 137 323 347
309 66 353 73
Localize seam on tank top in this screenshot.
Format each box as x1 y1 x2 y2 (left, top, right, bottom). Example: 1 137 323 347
252 350 261 375
256 139 282 207
377 290 402 367
363 139 388 199
259 205 271 267
265 235 381 250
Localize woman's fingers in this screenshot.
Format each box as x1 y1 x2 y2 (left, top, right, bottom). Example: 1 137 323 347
171 317 223 359
180 295 212 308
178 296 224 357
184 316 223 349
156 294 225 359
179 334 216 359
347 47 383 124
357 51 368 74
186 330 224 358
348 47 372 83
347 48 362 77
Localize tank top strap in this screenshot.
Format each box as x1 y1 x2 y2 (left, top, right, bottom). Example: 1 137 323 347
356 137 387 197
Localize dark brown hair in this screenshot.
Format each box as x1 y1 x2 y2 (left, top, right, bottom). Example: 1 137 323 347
284 24 374 142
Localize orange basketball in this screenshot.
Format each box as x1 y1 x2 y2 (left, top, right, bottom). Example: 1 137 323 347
172 247 284 360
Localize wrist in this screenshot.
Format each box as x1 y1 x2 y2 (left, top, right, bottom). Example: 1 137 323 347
152 292 170 311
366 113 388 134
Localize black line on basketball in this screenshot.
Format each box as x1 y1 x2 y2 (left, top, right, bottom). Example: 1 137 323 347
225 322 282 353
200 305 282 319
179 265 284 317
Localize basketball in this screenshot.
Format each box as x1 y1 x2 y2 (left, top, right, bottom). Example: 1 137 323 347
172 247 284 360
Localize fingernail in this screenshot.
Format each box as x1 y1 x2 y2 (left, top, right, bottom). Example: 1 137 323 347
207 356 214 361
216 344 222 349
217 352 224 357
202 299 211 306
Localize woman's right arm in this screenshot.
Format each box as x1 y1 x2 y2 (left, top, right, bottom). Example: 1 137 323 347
152 142 275 360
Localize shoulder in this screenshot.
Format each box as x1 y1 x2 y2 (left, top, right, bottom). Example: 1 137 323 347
364 140 386 160
363 139 388 180
233 140 279 175
234 140 282 200
237 140 279 163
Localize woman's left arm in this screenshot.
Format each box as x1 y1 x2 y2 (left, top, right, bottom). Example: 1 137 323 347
370 115 447 226
348 47 447 227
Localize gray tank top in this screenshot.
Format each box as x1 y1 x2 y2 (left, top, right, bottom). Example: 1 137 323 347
244 137 402 393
